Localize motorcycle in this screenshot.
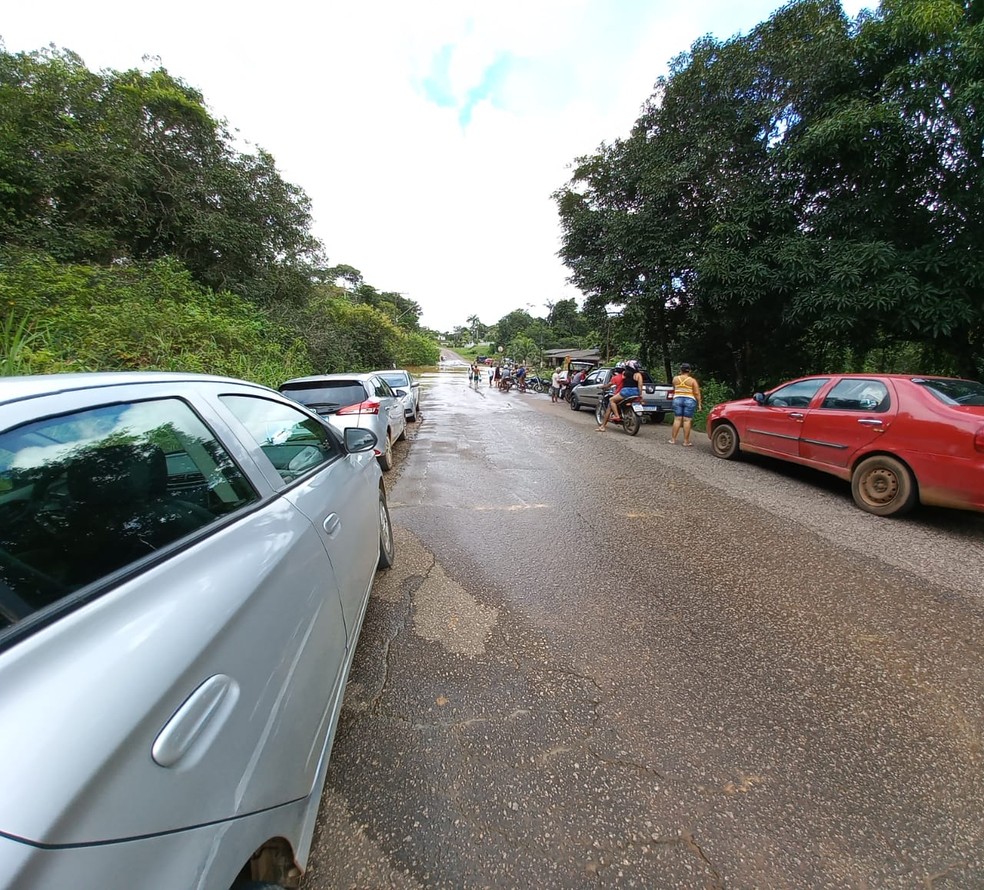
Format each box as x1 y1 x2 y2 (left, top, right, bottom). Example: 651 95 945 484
596 389 643 436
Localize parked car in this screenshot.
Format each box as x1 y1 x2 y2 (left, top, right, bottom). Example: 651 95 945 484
570 366 674 421
280 373 408 470
0 371 395 890
376 369 421 422
706 374 984 516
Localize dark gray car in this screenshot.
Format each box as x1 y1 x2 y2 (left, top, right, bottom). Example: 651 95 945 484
570 367 674 421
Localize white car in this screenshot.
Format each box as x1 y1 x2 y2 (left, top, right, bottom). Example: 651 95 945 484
280 373 407 470
0 371 394 890
376 369 420 422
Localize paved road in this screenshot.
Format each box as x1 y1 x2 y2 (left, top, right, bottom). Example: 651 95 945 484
304 368 984 889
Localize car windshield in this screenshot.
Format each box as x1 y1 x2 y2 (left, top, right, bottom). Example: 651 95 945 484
280 382 367 412
378 373 409 388
916 378 984 407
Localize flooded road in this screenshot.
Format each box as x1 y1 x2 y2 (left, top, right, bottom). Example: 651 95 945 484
303 367 984 889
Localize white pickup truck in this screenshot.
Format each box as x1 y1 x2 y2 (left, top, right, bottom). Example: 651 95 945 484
569 366 675 423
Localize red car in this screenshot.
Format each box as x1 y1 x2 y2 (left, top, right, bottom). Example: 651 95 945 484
706 374 984 517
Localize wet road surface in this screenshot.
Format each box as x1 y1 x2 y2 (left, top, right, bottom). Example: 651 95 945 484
303 368 984 889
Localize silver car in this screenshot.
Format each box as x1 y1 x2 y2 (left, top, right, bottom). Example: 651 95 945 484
0 371 394 890
376 369 420 422
280 373 407 471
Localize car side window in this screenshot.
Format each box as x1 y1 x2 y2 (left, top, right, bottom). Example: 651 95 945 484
820 379 891 412
221 395 339 485
0 399 257 632
584 371 602 385
766 379 829 408
373 378 395 398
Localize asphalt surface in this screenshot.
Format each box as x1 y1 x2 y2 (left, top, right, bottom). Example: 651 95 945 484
303 367 984 890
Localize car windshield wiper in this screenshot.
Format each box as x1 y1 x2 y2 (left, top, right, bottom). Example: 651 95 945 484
305 401 342 414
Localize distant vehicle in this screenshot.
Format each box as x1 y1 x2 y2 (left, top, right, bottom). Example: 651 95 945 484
706 374 984 516
0 371 393 890
376 369 420 422
280 373 407 470
476 355 487 363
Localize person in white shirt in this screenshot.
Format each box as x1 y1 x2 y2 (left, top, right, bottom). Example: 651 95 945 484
550 369 564 403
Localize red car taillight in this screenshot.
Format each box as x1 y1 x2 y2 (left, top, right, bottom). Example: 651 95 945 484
975 426 984 454
337 399 381 416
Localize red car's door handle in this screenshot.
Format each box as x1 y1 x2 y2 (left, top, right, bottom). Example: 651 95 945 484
858 418 883 427
789 412 805 420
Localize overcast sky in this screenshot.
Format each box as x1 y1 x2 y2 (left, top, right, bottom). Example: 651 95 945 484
2 1 868 331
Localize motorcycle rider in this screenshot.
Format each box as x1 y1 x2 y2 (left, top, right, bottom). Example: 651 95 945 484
596 360 643 431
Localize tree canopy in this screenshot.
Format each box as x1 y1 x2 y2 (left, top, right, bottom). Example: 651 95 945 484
0 44 439 381
554 0 984 392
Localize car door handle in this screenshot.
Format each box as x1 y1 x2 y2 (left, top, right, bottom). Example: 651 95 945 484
789 412 805 420
323 513 341 537
858 418 883 427
153 675 238 768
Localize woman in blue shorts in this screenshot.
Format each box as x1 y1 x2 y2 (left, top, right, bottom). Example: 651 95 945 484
669 363 702 446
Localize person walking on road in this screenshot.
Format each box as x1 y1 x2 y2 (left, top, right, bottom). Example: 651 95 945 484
669 363 702 446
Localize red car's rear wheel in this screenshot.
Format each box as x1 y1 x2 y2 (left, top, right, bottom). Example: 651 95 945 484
851 455 917 516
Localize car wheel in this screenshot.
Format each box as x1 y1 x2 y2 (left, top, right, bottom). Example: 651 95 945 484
378 433 394 471
570 395 580 411
851 455 917 517
710 423 740 459
408 406 418 422
623 410 641 436
377 488 395 569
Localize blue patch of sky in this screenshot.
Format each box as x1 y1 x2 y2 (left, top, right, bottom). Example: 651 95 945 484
421 44 457 109
458 53 512 126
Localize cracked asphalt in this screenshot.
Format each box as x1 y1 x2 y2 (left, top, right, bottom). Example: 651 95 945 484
302 368 984 889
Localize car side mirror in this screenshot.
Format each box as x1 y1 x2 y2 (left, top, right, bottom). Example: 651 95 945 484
344 427 378 453
395 389 407 397
753 392 766 405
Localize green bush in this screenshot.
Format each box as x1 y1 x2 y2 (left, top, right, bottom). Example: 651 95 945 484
692 378 735 432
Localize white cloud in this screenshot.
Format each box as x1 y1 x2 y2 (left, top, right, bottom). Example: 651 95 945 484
2 0 875 331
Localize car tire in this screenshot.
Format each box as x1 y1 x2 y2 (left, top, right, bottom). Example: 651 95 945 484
851 455 917 517
377 488 395 569
710 423 740 459
408 407 418 423
378 433 394 471
570 395 581 411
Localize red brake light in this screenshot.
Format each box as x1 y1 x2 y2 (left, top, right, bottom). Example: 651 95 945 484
337 399 381 416
975 426 984 454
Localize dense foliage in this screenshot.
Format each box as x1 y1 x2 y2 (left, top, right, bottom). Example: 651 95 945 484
0 45 439 383
553 0 984 392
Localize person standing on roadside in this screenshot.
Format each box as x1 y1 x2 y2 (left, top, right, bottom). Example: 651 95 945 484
493 364 502 388
488 363 494 387
669 362 702 446
550 368 563 403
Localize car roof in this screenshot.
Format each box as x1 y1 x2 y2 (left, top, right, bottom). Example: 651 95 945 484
280 373 376 386
0 371 272 407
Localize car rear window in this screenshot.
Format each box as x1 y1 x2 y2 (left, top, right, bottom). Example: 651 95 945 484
280 381 367 413
0 399 257 636
916 378 984 407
